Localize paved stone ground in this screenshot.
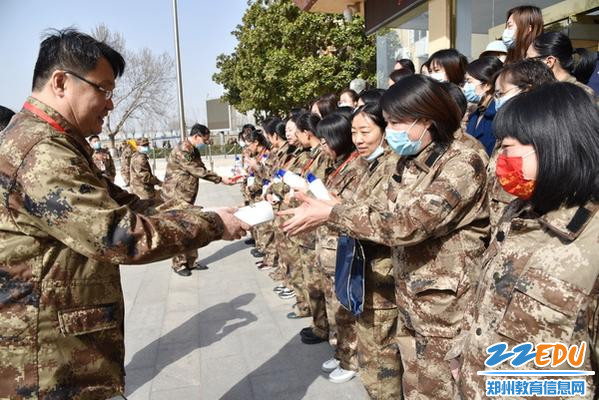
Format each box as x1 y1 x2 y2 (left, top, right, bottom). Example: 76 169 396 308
118 155 370 399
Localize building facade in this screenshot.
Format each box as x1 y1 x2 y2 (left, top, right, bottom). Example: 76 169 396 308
294 0 599 88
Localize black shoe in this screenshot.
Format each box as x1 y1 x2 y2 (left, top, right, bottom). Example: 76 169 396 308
244 238 256 245
251 249 265 258
191 262 209 270
300 326 312 335
173 267 192 277
300 329 327 344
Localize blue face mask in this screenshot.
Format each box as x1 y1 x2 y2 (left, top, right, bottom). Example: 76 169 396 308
92 141 102 150
385 121 426 156
139 146 149 154
196 142 206 151
463 82 481 103
495 93 517 111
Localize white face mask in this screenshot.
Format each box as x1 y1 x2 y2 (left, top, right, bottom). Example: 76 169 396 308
502 28 516 49
429 72 447 82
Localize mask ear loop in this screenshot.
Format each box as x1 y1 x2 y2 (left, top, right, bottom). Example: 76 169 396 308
415 120 428 142
522 149 536 158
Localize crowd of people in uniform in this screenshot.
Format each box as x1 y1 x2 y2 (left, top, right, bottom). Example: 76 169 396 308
0 4 598 399
232 5 599 399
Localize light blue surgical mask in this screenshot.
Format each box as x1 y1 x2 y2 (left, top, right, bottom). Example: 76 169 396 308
139 146 149 154
196 143 206 151
385 120 426 156
463 82 481 103
502 28 515 49
92 141 102 150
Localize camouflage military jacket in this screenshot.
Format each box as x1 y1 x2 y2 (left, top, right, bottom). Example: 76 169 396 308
0 98 225 399
487 146 516 228
451 200 599 399
315 151 366 275
328 134 490 328
92 148 116 182
328 149 400 309
288 145 331 249
245 148 271 200
269 146 310 199
119 145 133 186
129 151 161 200
161 140 221 205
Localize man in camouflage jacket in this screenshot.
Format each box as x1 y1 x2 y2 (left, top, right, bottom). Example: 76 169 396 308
89 134 116 182
129 137 162 201
0 29 247 400
161 123 232 276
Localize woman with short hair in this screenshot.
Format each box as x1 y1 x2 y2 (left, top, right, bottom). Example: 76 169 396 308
281 75 490 399
452 81 599 400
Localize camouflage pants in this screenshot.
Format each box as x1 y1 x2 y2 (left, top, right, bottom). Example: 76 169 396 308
172 249 197 271
357 307 402 400
269 217 290 283
397 332 457 400
317 241 358 370
277 231 310 316
300 245 328 340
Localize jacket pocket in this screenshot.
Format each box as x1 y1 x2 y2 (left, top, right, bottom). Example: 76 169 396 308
57 303 118 336
497 269 587 344
401 253 466 338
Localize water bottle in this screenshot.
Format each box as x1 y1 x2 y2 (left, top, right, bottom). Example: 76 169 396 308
262 179 271 196
233 155 242 175
277 169 308 190
306 172 331 200
247 172 255 187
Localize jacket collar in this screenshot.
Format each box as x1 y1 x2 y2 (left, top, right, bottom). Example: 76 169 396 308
24 97 93 156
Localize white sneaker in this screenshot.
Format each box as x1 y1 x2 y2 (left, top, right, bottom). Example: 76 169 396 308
321 358 340 373
328 367 356 383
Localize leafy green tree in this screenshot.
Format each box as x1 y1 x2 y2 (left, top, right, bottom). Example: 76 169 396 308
213 0 376 117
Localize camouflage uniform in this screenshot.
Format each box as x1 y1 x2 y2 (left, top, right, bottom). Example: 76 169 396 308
92 147 116 182
328 148 403 399
328 135 490 400
0 98 225 400
293 145 331 338
487 146 516 228
246 148 272 257
119 142 133 187
315 151 364 370
449 200 599 399
129 148 161 201
261 142 291 273
271 146 311 315
161 140 222 271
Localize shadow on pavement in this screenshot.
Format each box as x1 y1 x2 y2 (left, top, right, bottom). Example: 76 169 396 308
221 334 332 399
197 240 250 266
125 293 257 395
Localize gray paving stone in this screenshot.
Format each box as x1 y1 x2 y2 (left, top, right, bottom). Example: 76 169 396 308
121 167 369 399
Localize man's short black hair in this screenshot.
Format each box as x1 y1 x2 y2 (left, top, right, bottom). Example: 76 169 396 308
0 105 15 131
32 28 125 91
89 134 100 141
190 123 210 136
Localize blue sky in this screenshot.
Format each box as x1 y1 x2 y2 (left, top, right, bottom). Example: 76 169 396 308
0 0 247 125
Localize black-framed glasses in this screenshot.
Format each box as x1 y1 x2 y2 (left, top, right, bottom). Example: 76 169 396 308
493 86 519 100
64 71 113 100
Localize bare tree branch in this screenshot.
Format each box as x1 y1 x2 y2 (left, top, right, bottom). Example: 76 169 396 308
91 25 176 147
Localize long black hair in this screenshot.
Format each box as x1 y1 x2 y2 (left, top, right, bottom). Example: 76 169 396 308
317 114 354 158
494 82 599 213
532 32 597 83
